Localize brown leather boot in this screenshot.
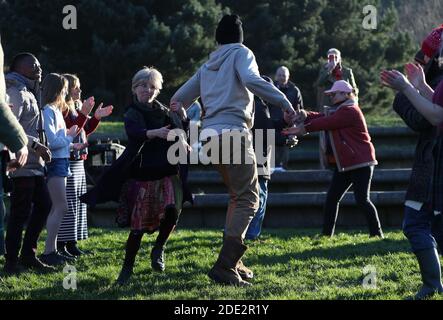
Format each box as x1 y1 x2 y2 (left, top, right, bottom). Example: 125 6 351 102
237 259 254 280
208 237 252 287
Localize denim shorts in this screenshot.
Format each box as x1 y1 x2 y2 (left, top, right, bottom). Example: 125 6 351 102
46 158 72 178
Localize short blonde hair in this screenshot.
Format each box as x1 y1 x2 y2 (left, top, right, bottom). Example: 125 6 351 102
131 66 163 94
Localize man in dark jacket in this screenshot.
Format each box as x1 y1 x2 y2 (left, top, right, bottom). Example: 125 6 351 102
4 51 53 274
392 48 443 300
271 66 303 170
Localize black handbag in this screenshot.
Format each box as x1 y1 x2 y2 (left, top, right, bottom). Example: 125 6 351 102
122 141 146 178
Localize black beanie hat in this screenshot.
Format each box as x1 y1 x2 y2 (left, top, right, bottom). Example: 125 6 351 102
215 14 244 45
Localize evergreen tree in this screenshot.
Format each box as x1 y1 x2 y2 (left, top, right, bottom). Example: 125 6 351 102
0 0 416 117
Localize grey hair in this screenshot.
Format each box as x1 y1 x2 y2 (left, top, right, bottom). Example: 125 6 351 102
327 48 341 59
276 66 290 75
131 66 163 93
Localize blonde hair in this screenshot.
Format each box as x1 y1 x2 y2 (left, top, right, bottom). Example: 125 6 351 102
63 73 80 113
41 73 68 112
131 66 163 94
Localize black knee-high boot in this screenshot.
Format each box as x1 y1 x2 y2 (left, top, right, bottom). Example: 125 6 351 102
151 206 179 272
116 231 143 285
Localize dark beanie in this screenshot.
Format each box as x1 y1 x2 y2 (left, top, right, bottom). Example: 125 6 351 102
215 14 243 45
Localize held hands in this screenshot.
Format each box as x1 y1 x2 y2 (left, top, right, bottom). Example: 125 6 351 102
284 110 296 126
281 124 307 136
380 69 414 92
284 109 307 126
170 101 187 120
94 103 114 120
295 110 307 124
283 106 297 126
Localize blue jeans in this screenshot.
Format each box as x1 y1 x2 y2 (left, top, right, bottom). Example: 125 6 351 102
47 158 71 178
403 205 443 253
245 177 269 240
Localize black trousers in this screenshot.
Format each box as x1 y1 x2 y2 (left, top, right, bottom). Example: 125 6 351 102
5 176 51 260
322 166 382 236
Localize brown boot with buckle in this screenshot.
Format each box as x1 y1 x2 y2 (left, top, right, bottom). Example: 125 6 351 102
208 237 252 287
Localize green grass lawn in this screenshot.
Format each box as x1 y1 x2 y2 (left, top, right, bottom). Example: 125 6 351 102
0 228 440 300
365 114 406 127
94 121 124 135
94 115 407 138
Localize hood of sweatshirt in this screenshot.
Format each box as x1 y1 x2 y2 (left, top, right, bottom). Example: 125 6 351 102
204 43 244 71
5 72 39 94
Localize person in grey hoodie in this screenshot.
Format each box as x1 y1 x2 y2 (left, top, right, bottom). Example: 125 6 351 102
4 52 53 274
0 39 29 257
171 14 297 286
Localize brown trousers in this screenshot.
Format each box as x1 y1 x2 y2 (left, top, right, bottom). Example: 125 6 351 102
203 131 260 241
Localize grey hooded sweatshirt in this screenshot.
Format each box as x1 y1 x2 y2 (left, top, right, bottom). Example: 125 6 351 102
172 44 293 133
6 72 46 177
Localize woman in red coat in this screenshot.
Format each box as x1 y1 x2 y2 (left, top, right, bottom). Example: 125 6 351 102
283 80 384 237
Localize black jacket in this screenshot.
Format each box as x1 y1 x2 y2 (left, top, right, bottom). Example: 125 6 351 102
80 100 193 207
252 96 275 180
270 81 303 146
393 74 443 203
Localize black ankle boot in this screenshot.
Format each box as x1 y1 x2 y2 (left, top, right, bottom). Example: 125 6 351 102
151 245 165 272
19 255 56 272
116 264 133 285
66 241 87 257
56 242 76 262
3 255 24 275
413 248 443 300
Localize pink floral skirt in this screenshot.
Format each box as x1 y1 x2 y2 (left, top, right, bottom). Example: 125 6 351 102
117 175 182 233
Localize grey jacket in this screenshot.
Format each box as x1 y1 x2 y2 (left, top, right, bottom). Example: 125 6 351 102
172 44 292 132
5 72 46 177
0 102 28 153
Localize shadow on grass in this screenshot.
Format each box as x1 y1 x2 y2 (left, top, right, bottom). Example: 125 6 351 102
246 237 411 267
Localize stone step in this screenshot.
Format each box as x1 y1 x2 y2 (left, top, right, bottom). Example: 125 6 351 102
90 191 406 229
188 168 411 193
